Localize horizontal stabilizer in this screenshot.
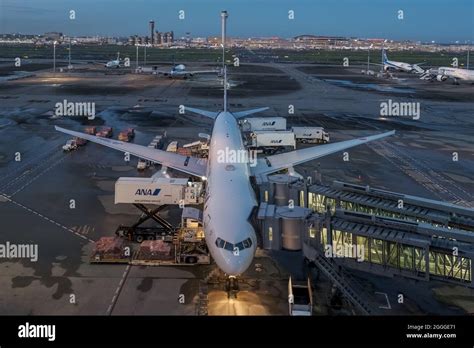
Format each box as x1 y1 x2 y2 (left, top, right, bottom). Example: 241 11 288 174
184 107 218 119
233 107 269 119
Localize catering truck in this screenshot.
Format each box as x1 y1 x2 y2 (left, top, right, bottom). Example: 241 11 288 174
240 117 287 132
114 177 204 205
291 127 329 144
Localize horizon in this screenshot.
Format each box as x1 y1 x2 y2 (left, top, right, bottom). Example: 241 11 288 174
0 0 473 43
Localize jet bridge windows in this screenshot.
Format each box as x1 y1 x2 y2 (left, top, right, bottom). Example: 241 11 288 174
215 237 253 252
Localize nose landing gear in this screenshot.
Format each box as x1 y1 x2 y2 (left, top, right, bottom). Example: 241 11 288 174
225 276 239 299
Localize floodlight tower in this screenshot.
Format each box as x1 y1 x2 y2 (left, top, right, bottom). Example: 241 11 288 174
221 10 228 112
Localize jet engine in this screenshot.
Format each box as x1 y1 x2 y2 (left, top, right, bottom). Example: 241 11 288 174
437 74 447 82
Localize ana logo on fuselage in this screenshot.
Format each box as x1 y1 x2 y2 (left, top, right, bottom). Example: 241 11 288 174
135 188 161 196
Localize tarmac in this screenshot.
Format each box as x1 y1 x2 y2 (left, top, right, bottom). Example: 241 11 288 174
0 57 473 315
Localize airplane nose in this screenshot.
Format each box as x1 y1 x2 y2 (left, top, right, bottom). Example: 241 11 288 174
218 248 254 276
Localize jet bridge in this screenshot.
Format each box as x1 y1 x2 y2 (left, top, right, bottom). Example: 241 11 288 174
257 175 474 288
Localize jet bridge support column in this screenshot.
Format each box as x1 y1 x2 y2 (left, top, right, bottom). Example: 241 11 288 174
424 246 430 281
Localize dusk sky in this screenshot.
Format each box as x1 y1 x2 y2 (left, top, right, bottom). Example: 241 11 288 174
0 0 473 43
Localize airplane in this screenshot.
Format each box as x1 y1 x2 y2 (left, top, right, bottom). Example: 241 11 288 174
155 64 219 79
105 53 122 68
378 49 425 74
420 66 474 84
55 11 395 286
137 63 218 79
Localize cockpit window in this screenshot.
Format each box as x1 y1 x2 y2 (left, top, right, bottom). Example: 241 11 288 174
242 238 252 249
215 237 253 251
215 238 225 248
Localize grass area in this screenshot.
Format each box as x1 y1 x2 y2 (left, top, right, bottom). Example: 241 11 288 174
0 44 226 63
247 49 471 67
0 44 470 67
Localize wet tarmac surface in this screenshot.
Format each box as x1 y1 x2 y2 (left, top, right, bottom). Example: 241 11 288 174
0 60 473 315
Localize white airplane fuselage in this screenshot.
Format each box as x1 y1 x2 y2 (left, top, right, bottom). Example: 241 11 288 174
438 67 474 82
203 111 257 276
105 60 120 68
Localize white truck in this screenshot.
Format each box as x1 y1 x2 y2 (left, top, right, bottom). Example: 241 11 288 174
62 139 78 152
240 117 287 132
166 141 178 153
288 277 313 316
248 131 296 153
291 127 329 144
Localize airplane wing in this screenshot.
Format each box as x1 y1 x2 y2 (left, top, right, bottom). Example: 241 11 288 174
233 107 269 119
184 107 218 119
188 69 220 74
55 126 207 177
251 130 395 177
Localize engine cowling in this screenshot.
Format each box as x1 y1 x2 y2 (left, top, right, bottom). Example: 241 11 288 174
437 74 447 82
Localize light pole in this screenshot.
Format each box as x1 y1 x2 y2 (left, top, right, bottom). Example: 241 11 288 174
221 11 228 112
221 10 228 73
367 44 373 72
367 48 370 72
136 45 139 70
68 38 72 69
53 41 58 73
144 45 147 66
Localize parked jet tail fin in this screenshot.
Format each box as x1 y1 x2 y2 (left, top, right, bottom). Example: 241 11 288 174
382 49 388 63
183 107 218 120
233 107 269 119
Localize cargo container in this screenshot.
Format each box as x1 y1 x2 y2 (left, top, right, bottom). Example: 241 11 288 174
84 126 96 135
291 127 329 144
176 147 193 157
118 128 135 142
125 128 135 138
91 237 130 262
90 235 210 266
241 117 287 132
74 137 87 146
96 127 113 138
166 141 178 152
118 132 129 142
